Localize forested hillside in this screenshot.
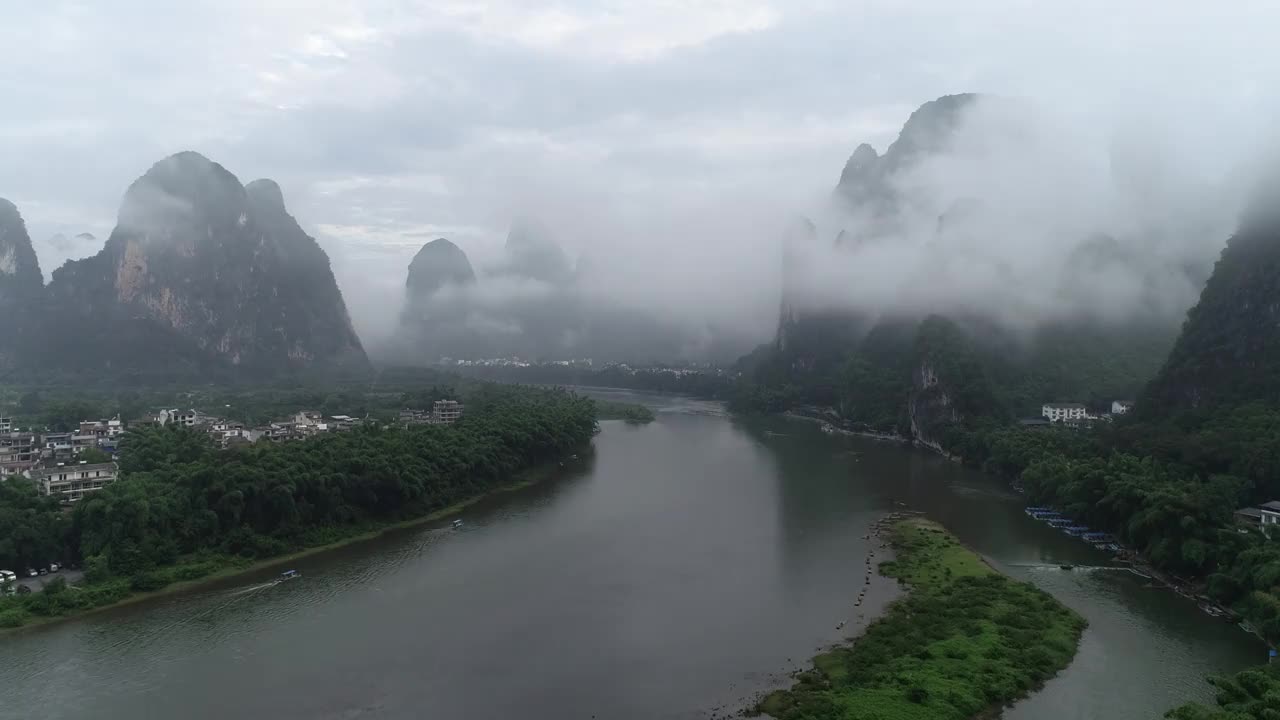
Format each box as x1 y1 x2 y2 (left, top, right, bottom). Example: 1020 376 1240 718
945 204 1280 644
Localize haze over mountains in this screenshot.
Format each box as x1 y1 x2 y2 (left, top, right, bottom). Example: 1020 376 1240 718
0 91 1267 381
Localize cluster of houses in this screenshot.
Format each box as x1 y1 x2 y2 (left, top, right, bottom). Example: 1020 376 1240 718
1023 400 1135 428
0 399 466 505
1 416 123 502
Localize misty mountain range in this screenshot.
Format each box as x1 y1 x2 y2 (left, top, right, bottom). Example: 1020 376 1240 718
0 92 1244 382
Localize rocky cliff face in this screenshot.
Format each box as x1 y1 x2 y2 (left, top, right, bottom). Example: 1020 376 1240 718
0 199 42 298
38 152 367 375
0 199 44 370
1140 192 1280 415
835 93 979 215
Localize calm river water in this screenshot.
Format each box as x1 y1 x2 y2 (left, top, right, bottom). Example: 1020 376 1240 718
0 390 1264 720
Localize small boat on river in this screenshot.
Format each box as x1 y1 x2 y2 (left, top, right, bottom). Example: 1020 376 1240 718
279 570 300 582
452 519 464 529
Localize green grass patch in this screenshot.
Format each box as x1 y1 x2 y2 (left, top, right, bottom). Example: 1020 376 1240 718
759 518 1086 720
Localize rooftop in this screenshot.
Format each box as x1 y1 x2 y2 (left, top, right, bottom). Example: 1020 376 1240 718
1043 403 1086 409
1260 500 1280 512
30 462 116 477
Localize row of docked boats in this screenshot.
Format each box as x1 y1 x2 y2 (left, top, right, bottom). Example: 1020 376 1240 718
1024 507 1122 551
1026 506 1250 626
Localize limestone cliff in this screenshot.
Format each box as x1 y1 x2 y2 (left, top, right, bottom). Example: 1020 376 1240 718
0 199 44 370
38 152 367 375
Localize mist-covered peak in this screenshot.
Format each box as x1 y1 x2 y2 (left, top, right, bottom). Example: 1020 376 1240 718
119 150 247 234
406 238 476 299
835 93 983 212
884 93 979 165
839 143 879 185
502 220 573 285
245 178 286 211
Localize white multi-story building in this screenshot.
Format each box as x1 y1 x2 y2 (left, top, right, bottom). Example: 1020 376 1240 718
1042 403 1088 423
1111 400 1135 415
31 461 118 502
431 400 464 425
0 432 39 478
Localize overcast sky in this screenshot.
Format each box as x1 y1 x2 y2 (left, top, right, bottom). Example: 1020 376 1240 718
2 1 1279 343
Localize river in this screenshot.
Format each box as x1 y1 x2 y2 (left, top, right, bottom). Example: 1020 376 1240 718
0 390 1264 720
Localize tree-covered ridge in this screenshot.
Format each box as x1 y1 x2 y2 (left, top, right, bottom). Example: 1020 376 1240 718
0 382 596 628
734 313 1170 440
80 385 594 572
1142 212 1280 416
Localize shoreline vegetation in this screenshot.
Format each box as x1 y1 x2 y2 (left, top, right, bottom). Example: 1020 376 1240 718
0 466 561 635
594 400 656 424
758 518 1086 720
0 383 598 632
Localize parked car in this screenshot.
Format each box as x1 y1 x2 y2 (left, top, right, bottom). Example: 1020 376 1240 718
49 563 59 572
38 568 48 576
27 569 37 578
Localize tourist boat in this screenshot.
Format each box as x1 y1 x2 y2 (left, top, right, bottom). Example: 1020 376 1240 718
1064 526 1090 536
279 570 300 581
1059 564 1075 570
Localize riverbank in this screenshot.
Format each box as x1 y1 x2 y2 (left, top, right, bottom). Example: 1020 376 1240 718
758 517 1086 720
0 455 578 635
781 410 908 443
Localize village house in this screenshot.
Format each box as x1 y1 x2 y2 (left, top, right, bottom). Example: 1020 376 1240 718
1041 403 1088 423
79 417 124 441
1111 400 1135 415
30 460 118 502
1234 500 1280 535
328 415 362 432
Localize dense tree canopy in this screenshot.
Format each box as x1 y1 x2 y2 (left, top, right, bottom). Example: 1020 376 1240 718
0 381 597 628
